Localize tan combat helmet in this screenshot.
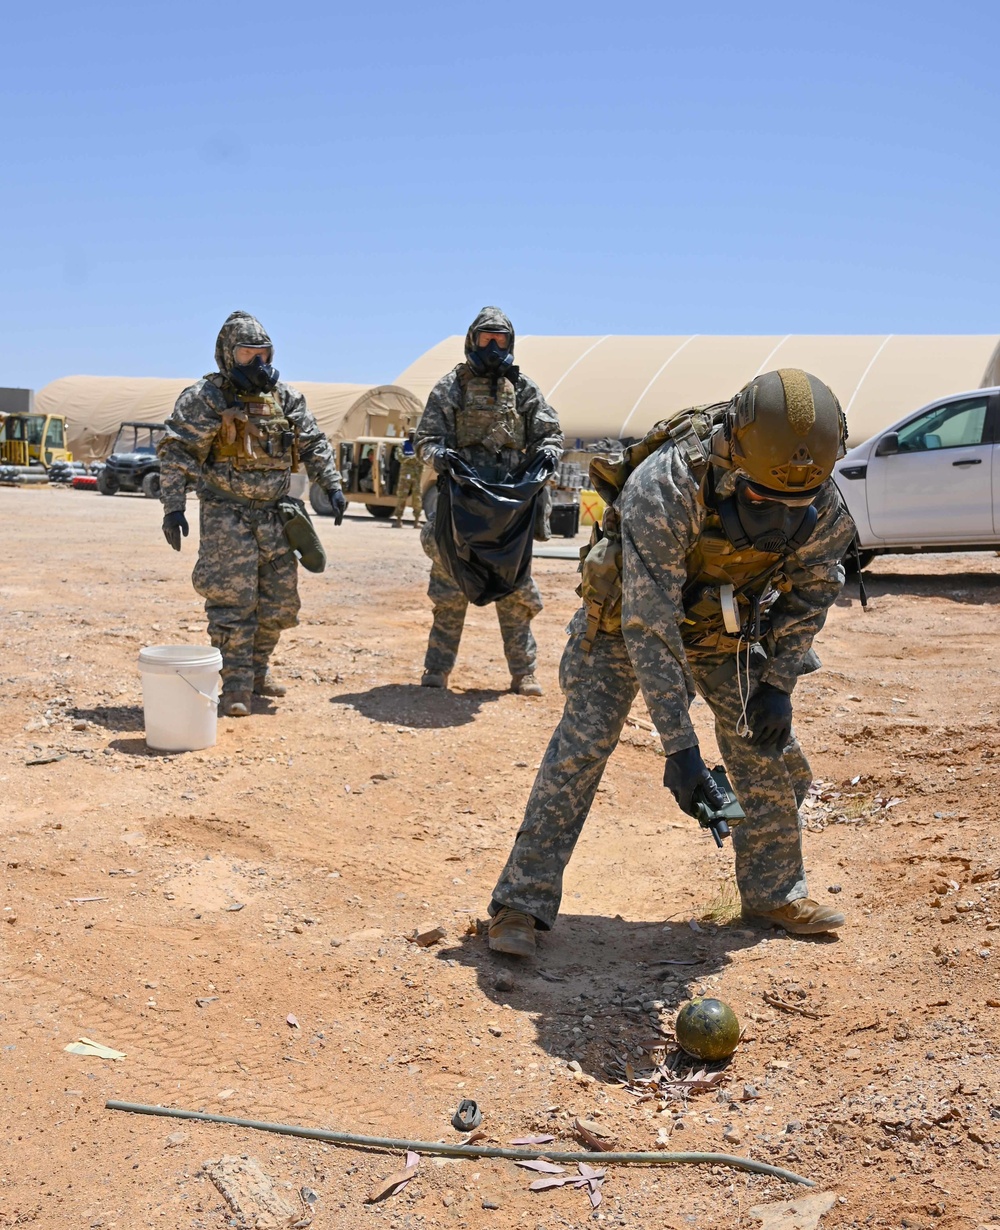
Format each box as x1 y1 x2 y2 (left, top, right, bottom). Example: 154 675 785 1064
729 369 847 499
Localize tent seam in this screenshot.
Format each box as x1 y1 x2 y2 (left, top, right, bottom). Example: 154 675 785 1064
845 335 894 416
618 335 699 438
545 335 611 401
752 335 792 378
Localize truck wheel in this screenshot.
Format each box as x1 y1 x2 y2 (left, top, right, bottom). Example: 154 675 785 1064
97 469 119 496
843 544 876 573
310 483 334 516
141 472 161 499
366 504 394 519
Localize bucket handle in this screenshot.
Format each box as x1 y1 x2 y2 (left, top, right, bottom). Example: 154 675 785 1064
177 670 220 708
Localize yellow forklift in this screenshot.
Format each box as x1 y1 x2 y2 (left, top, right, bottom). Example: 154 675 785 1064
0 410 73 481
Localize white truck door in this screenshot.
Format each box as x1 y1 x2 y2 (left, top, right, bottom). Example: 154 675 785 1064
866 395 992 541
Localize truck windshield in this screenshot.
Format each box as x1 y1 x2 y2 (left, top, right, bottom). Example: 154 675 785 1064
0 416 44 444
114 425 166 454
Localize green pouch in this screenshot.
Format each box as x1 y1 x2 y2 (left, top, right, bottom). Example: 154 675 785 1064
578 529 623 641
534 484 553 542
277 497 326 573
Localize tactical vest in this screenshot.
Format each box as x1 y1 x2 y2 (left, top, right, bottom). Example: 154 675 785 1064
680 516 790 650
454 371 524 452
209 391 300 472
578 405 815 652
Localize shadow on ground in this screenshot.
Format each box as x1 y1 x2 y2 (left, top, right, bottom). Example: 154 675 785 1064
839 568 1000 608
71 704 144 732
440 913 786 1083
107 736 159 757
330 683 505 729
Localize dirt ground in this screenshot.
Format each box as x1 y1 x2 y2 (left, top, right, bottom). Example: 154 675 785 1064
2 485 1000 1230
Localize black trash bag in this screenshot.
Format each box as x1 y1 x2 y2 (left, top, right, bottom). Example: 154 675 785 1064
434 451 556 606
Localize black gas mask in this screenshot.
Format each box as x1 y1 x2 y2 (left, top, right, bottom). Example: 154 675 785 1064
468 339 516 377
718 478 818 554
230 354 280 394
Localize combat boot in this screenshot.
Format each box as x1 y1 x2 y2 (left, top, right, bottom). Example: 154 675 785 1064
253 669 287 698
421 671 450 688
511 672 543 697
391 517 403 528
219 692 251 719
488 907 537 957
742 897 845 936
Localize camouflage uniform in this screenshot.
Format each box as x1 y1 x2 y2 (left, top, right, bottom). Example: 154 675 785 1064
491 440 856 928
415 307 562 677
158 311 341 697
393 452 424 523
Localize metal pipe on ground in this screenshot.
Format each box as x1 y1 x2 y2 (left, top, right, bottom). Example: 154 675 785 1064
0 469 51 485
105 1100 815 1187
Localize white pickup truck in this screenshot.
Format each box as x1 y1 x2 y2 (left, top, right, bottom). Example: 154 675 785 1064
834 386 1000 567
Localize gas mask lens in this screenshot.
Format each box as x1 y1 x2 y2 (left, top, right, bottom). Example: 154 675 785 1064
233 346 273 366
742 479 820 507
476 332 510 350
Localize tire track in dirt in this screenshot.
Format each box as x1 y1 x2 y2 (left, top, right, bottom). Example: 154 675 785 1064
4 972 223 1093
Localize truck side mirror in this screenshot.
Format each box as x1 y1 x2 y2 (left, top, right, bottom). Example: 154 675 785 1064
875 431 899 457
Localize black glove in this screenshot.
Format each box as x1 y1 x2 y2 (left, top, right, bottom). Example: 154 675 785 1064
429 448 456 476
327 487 347 526
745 682 793 750
663 745 727 817
162 510 189 552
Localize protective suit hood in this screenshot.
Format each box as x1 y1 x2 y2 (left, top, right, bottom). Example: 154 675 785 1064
215 310 274 377
464 306 515 360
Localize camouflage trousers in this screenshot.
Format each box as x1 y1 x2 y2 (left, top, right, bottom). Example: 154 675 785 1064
394 471 423 522
490 608 812 928
192 499 300 695
420 522 543 676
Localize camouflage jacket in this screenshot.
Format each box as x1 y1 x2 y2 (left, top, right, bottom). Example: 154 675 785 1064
158 376 341 514
396 452 424 484
618 443 857 754
415 365 563 475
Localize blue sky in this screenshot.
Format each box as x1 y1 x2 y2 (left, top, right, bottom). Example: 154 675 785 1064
3 0 998 390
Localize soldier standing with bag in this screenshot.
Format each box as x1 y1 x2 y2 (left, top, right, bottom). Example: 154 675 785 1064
158 310 346 717
415 306 563 695
486 369 857 955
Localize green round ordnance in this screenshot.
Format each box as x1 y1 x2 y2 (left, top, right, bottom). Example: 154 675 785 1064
675 997 741 1061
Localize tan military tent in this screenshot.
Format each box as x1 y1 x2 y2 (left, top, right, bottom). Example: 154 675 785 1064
395 335 1000 446
338 384 423 441
34 377 422 461
38 335 1000 460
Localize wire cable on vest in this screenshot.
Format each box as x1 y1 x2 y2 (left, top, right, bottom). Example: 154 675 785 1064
736 634 754 738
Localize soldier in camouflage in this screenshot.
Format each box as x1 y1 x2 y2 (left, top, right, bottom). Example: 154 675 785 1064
158 311 345 717
487 369 858 954
392 435 424 528
415 306 563 696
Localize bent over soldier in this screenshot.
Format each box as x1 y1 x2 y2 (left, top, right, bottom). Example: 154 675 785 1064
415 306 563 696
487 369 857 955
158 310 346 717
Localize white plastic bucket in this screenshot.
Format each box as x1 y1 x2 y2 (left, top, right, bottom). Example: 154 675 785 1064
139 645 223 752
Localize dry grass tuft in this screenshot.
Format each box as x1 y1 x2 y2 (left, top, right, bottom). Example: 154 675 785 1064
700 877 742 926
